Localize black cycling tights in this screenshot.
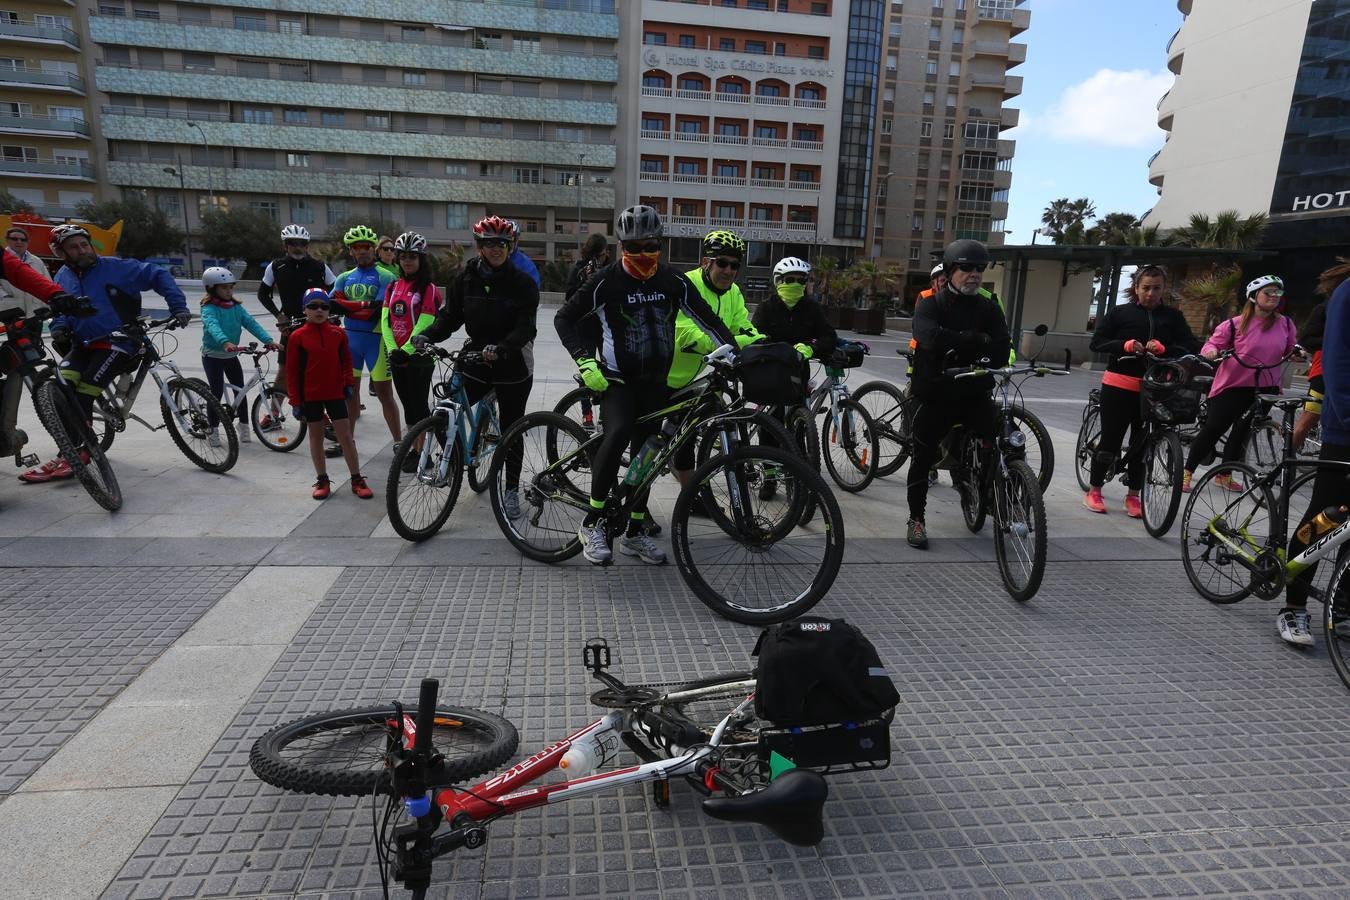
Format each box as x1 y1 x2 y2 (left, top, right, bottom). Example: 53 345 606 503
465 374 532 489
1287 441 1350 610
1090 385 1144 490
587 379 668 526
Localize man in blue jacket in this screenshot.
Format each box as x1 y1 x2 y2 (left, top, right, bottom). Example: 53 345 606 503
19 224 190 483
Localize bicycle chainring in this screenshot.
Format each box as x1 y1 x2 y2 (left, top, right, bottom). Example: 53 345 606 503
1251 550 1286 600
589 685 661 708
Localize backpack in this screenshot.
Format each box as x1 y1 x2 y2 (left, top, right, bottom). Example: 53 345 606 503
753 617 900 727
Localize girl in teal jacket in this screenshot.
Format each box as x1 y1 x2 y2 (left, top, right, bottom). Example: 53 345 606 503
200 267 277 442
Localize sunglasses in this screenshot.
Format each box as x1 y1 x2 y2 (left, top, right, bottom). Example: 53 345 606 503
1260 289 1285 297
397 251 421 259
954 262 988 273
378 245 395 252
780 275 807 284
623 241 662 253
709 257 741 271
284 239 309 246
305 302 329 311
477 239 511 249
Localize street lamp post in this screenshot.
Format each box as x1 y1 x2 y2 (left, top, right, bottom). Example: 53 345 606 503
185 120 214 211
163 161 194 276
576 153 586 252
1030 227 1042 245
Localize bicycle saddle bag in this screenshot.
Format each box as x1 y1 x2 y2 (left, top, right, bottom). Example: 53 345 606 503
753 617 899 727
737 342 805 404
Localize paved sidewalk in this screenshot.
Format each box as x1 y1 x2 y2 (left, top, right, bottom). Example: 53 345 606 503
3 289 1350 899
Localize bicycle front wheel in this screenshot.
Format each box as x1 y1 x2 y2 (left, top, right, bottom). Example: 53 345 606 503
1009 404 1054 492
161 378 238 473
90 393 118 452
1141 430 1183 538
852 380 911 478
1243 420 1282 471
1179 462 1272 604
467 393 499 494
821 398 878 492
958 432 987 533
387 415 463 542
992 459 1048 601
552 385 601 437
1323 548 1350 692
250 704 519 797
672 445 844 625
32 380 122 511
492 411 593 562
1074 408 1101 493
784 405 820 526
251 389 306 452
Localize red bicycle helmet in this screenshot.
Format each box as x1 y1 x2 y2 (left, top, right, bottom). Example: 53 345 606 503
472 216 518 241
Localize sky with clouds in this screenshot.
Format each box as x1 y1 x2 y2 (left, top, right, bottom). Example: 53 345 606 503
1003 0 1184 243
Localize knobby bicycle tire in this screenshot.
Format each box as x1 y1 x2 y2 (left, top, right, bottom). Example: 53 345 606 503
820 398 879 493
852 380 910 479
160 378 238 473
250 704 519 797
1322 548 1350 693
33 380 122 511
251 389 306 452
552 385 601 437
1141 430 1183 538
1179 461 1271 604
672 444 844 625
387 415 463 542
1074 409 1101 493
785 406 820 526
467 393 499 494
90 394 119 452
958 432 987 534
992 459 1047 601
1009 404 1054 492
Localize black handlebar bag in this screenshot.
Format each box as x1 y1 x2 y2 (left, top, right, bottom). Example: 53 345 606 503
737 342 806 404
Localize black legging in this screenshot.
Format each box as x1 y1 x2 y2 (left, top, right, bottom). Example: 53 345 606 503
589 378 668 517
391 359 433 429
201 356 246 427
464 371 532 489
906 393 997 522
1183 387 1274 472
1090 384 1144 490
1287 441 1350 609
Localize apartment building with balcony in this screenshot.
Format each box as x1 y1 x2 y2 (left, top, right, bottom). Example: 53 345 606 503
84 0 619 262
869 0 1027 295
618 0 884 288
1147 0 1346 300
1 0 100 220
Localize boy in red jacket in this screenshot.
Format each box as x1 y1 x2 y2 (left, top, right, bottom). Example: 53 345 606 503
285 289 374 499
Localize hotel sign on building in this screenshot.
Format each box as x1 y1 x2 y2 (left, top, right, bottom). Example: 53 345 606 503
642 49 837 81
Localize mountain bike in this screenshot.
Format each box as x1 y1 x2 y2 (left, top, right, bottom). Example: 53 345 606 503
216 342 306 452
1178 346 1301 473
491 344 843 625
1073 351 1201 537
385 346 500 542
804 340 879 493
0 304 121 510
1178 393 1350 690
250 639 890 899
89 315 238 473
941 356 1065 601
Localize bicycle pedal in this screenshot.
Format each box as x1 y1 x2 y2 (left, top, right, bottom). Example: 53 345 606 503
15 453 37 468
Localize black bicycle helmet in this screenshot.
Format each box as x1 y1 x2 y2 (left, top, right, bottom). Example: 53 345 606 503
942 239 990 271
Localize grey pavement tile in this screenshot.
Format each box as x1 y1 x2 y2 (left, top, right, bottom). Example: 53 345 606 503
261 537 406 566
121 537 278 567
3 536 153 566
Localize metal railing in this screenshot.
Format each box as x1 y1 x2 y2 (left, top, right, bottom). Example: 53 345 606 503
0 111 90 136
0 19 80 47
0 158 95 179
0 67 85 92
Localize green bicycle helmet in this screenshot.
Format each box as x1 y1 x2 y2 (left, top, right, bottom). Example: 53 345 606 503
343 224 379 246
702 229 746 259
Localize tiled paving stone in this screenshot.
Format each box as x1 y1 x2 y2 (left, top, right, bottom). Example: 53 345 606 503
104 557 1350 898
0 566 248 795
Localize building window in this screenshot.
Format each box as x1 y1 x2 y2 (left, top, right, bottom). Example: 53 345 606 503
513 33 541 53
132 4 159 19
718 122 744 136
286 153 310 168
366 113 389 129
795 127 819 141
719 38 735 51
283 108 308 124
675 160 701 175
183 53 215 72
886 55 897 71
401 26 425 41
242 106 274 125
812 1 828 12
642 74 666 89
715 162 741 177
98 4 125 16
446 162 468 176
933 0 943 7
923 91 935 107
679 34 696 48
641 117 665 132
678 76 705 91
322 111 344 127
327 200 350 225
926 58 938 76
799 86 820 100
909 245 921 262
807 46 825 59
953 26 964 44
640 158 664 173
929 24 941 41
881 118 892 135
404 201 432 227
290 197 314 224
403 70 427 86
749 0 769 8
890 22 902 36
949 60 961 77
677 120 704 134
912 214 924 231
513 167 542 184
278 18 304 34
884 87 895 102
278 64 305 82
250 199 280 223
480 120 503 135
754 125 779 138
756 84 782 97
713 204 739 220
556 126 585 142
644 31 667 45
944 123 955 139
945 92 956 108
935 215 945 233
720 81 747 94
745 40 766 54
234 14 266 31
447 203 468 230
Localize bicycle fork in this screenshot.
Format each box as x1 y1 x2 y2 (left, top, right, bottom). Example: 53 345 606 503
416 405 459 485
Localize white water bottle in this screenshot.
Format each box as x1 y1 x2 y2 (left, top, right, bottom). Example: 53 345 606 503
559 729 615 776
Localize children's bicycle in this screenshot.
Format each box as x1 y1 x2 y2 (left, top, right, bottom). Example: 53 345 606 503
249 637 892 899
384 346 499 542
490 345 842 625
90 315 238 473
216 342 306 452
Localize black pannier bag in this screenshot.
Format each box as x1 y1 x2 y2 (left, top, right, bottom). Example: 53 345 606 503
737 341 805 405
752 617 899 771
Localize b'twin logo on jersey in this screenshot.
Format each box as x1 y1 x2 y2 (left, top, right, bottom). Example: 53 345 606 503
799 622 831 632
625 290 667 306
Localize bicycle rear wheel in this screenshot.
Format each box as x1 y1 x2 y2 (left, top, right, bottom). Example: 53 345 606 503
90 393 119 452
250 704 518 797
1179 462 1272 604
386 415 463 542
161 378 238 473
992 459 1047 601
1074 408 1101 493
957 432 987 533
552 385 601 437
672 445 844 625
1243 420 1282 471
492 411 593 562
1009 404 1054 492
1322 548 1350 692
251 389 306 452
852 380 911 478
821 398 878 492
784 406 820 526
33 380 122 511
1141 430 1183 538
467 393 499 494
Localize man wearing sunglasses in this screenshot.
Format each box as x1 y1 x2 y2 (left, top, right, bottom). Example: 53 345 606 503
905 238 1011 549
556 204 737 565
1 226 53 316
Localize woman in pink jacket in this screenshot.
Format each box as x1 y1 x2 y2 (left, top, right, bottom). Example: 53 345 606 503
1182 275 1298 492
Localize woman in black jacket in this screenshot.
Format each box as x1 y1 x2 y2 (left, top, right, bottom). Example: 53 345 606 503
1085 265 1200 517
415 217 539 502
564 233 610 301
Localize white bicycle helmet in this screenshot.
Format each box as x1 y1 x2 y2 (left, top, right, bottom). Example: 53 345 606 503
280 224 310 242
772 256 812 283
49 224 90 248
202 266 237 289
393 231 428 253
1246 274 1284 298
930 263 945 278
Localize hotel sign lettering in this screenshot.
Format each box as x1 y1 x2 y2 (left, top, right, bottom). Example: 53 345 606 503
1290 190 1350 212
643 49 836 80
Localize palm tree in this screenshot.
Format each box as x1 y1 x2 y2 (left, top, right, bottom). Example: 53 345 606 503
1040 198 1072 243
1172 209 1268 334
1086 212 1140 246
814 256 840 306
1041 197 1098 244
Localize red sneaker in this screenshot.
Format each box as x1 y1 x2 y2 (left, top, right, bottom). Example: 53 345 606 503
312 475 332 500
350 475 374 499
18 457 74 483
1083 488 1107 514
1124 493 1143 518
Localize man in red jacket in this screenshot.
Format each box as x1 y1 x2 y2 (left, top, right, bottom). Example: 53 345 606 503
2 247 73 309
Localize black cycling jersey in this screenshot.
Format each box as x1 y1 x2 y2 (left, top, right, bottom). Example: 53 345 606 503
257 255 337 320
555 261 735 383
910 285 1012 400
1089 301 1199 379
751 294 837 358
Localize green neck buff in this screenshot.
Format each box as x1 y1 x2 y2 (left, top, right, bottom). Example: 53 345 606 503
776 282 805 308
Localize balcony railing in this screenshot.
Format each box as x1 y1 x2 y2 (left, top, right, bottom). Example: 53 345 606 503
672 130 710 143
640 129 672 141
643 87 826 109
0 158 95 180
672 172 706 184
0 19 80 47
638 173 820 192
790 139 823 151
755 136 788 148
754 94 790 107
715 91 751 104
640 130 819 152
674 88 711 101
0 112 90 136
712 134 749 146
638 170 669 182
0 67 85 93
641 86 672 98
